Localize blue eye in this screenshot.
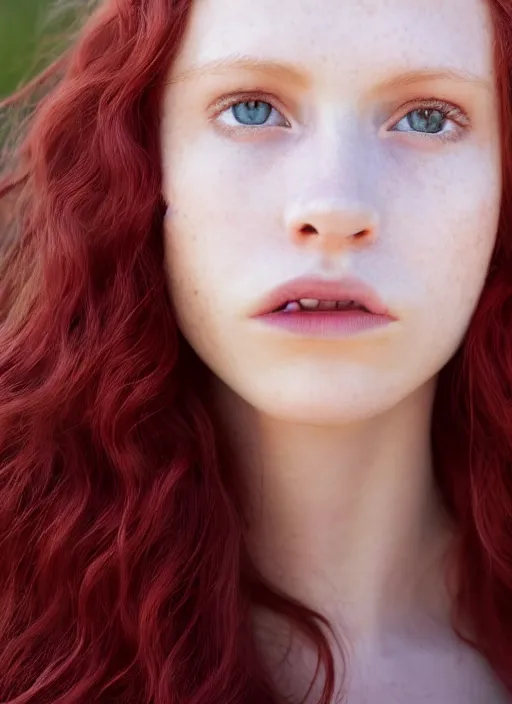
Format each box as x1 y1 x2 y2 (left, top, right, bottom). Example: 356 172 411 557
213 94 468 142
392 101 469 141
405 108 446 134
232 100 273 126
216 97 289 129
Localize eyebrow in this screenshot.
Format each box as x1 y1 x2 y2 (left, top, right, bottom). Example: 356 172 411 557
170 53 492 93
171 55 309 88
378 67 493 93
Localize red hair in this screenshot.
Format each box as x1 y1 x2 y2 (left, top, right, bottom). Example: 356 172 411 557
1 1 512 701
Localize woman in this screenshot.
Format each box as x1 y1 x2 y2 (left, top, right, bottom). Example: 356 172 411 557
1 0 511 701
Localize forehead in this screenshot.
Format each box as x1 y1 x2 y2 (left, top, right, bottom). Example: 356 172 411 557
173 0 495 86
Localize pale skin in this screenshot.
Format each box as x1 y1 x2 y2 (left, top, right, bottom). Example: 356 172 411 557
160 0 507 700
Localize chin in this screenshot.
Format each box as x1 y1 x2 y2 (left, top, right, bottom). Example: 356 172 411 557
237 377 402 426
205 352 437 427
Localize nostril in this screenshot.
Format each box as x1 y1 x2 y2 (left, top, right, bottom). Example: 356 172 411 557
297 225 371 239
299 224 318 235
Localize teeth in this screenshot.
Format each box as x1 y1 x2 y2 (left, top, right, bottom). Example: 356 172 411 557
299 298 320 309
279 299 366 312
298 298 359 310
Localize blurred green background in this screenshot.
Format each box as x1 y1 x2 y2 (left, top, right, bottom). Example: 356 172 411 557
0 0 61 99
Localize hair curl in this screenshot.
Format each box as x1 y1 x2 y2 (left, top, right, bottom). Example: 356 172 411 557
1 1 512 702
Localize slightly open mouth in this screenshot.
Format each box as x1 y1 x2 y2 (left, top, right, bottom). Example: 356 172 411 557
273 298 371 313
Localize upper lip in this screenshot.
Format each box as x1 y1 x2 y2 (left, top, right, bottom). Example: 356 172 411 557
252 275 393 317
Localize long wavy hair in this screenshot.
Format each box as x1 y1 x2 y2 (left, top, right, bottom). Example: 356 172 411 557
1 1 512 702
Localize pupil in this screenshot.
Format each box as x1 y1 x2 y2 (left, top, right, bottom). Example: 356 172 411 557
408 108 444 134
232 101 272 125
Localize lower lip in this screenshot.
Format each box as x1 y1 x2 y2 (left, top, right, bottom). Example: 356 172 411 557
256 309 395 337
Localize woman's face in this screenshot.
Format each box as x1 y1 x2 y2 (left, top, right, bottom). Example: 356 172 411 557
160 0 501 423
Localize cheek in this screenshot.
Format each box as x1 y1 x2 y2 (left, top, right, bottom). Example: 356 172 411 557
388 157 501 364
162 191 241 357
383 145 501 306
163 212 210 340
161 140 264 325
423 187 498 312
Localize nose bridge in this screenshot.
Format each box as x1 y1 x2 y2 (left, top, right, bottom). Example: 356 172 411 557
283 123 379 249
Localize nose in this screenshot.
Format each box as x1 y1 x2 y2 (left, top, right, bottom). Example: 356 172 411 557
285 195 379 253
283 127 380 253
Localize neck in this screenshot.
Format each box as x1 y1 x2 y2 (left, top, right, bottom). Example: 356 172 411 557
212 377 455 652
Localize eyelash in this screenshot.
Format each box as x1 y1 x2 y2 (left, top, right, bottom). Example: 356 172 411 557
210 91 471 144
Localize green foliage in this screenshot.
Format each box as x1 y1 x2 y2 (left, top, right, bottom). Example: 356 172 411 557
0 0 58 99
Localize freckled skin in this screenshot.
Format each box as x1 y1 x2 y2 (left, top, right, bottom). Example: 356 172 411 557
160 0 501 425
159 0 505 699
